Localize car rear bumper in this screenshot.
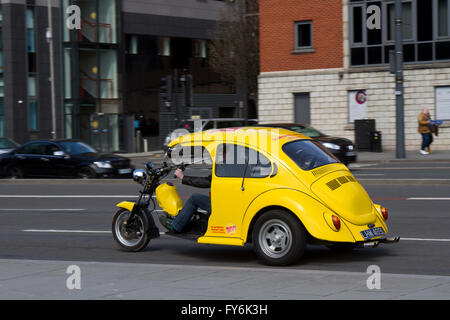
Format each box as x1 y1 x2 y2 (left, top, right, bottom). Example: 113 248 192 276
328 150 357 165
356 236 400 248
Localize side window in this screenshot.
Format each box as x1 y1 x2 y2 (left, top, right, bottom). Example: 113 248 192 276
16 142 46 155
171 144 212 165
215 144 272 178
43 143 61 155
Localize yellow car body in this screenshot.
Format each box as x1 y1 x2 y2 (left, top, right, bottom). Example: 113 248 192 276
166 127 392 249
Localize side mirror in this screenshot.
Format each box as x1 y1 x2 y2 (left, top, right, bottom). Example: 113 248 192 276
145 162 154 172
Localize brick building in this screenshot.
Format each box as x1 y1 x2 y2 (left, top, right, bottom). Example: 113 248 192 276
258 0 450 151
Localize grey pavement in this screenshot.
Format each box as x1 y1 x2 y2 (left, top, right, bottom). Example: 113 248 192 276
1 259 449 300
356 150 450 163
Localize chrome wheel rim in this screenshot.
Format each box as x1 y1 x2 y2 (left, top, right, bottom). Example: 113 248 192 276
114 211 144 247
258 219 293 259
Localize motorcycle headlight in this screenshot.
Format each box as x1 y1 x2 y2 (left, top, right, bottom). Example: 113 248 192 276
94 161 112 169
321 142 341 150
132 169 147 184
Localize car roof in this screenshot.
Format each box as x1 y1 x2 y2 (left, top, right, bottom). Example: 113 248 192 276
168 126 311 148
184 118 258 122
18 139 82 146
258 123 308 127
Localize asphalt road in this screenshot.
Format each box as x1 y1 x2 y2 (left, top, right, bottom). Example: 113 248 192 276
0 165 449 278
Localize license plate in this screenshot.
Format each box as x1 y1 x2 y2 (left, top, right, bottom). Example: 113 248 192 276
346 151 356 156
360 227 385 240
118 168 132 174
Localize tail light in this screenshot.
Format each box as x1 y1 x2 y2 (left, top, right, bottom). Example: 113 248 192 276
332 215 341 231
381 207 388 221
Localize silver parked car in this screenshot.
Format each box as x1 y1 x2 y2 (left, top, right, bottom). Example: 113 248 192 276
163 118 258 147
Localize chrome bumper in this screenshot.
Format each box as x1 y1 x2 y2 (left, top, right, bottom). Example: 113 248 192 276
356 236 400 248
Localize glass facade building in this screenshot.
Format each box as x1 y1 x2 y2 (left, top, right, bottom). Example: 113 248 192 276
2 0 239 152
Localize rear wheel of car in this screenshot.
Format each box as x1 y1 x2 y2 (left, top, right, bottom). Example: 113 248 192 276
77 166 97 179
252 210 307 266
8 166 24 179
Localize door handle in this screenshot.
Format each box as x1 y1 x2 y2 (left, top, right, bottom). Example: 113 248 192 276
40 157 50 162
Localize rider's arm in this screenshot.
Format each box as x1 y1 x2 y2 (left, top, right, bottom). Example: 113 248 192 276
181 175 211 188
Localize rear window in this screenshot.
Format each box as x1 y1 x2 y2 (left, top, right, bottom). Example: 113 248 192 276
282 140 339 171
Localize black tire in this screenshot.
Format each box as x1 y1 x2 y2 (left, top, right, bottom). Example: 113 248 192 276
77 166 97 179
112 208 151 252
8 166 24 179
252 209 307 266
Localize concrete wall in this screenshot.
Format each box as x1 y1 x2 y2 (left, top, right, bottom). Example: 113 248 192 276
258 66 450 151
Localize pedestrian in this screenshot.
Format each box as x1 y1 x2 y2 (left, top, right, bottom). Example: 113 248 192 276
417 107 433 155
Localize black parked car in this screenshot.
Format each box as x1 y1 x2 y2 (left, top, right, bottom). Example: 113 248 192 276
0 139 133 179
258 123 357 165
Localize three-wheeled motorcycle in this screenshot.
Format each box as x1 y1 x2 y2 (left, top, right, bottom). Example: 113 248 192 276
112 127 399 266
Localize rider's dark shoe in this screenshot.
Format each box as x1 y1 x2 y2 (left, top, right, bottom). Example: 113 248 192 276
158 212 172 227
158 213 179 233
165 222 180 234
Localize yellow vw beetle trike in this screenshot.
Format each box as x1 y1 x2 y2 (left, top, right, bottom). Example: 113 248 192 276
112 127 399 266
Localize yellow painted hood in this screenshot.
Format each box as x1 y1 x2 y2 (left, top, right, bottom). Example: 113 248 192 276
310 170 377 226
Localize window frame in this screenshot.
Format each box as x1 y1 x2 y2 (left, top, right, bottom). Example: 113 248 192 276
294 20 313 50
214 143 273 179
349 0 450 67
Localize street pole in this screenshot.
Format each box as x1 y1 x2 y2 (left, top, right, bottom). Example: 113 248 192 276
394 0 405 158
47 0 57 140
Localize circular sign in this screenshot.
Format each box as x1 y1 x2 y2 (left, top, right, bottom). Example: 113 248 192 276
355 91 367 104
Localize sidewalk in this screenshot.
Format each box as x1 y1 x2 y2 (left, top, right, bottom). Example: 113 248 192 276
356 150 450 163
0 259 448 300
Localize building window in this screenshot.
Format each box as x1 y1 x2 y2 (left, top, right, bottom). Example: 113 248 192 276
295 21 313 49
194 39 207 58
28 100 38 131
436 86 450 120
158 37 170 56
26 7 36 73
349 0 450 66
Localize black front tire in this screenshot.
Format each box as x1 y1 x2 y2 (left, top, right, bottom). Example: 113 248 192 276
77 166 97 179
8 166 24 179
112 208 151 252
252 209 307 266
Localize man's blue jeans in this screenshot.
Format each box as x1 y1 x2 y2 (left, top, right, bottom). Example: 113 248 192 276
171 193 211 232
421 133 432 150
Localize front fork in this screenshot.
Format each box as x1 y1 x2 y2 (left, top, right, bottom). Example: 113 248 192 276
116 200 160 240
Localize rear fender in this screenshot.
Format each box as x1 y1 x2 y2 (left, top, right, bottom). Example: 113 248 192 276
242 189 356 243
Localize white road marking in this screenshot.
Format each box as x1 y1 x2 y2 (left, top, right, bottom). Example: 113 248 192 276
407 197 450 200
23 229 111 234
353 173 385 176
0 209 86 211
401 238 450 242
0 195 137 198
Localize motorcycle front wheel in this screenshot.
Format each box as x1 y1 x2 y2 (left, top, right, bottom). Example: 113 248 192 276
112 208 151 252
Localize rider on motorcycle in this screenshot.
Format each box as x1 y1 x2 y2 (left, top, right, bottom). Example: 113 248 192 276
160 168 211 233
